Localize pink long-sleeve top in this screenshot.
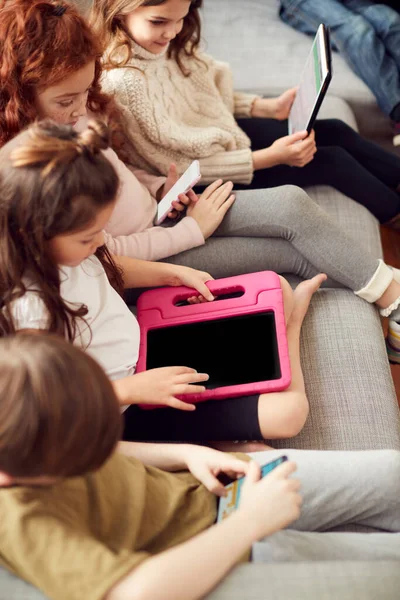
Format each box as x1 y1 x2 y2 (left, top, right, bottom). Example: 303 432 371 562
76 116 205 261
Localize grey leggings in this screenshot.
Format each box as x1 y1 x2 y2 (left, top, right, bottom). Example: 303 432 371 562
249 449 400 562
167 186 379 291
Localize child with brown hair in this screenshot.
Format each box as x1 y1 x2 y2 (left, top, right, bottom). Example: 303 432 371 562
1 332 400 600
93 0 400 226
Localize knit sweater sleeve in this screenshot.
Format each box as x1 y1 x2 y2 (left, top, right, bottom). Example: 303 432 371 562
233 91 260 118
198 149 254 185
104 216 205 262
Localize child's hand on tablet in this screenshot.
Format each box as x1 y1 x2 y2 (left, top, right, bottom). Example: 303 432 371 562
120 367 210 411
238 460 302 539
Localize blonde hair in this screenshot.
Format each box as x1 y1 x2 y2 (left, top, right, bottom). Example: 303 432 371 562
90 0 203 75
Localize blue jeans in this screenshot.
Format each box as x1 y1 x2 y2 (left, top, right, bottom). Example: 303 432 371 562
279 0 400 118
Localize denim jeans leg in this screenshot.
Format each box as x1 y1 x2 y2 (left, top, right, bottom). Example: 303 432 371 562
279 0 400 116
346 0 400 63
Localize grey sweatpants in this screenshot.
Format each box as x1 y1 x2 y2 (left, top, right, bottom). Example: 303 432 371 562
167 186 379 291
247 449 400 562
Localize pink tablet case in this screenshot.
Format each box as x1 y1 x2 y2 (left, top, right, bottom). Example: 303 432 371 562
136 271 291 409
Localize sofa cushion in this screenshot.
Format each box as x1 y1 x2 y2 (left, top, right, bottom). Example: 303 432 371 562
207 561 400 600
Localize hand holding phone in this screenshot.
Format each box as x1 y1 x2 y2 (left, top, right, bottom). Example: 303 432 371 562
238 458 302 540
156 160 201 225
216 455 288 522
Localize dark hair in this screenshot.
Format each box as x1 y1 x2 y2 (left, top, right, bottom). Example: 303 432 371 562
0 333 122 478
0 0 111 148
0 119 124 340
90 0 203 76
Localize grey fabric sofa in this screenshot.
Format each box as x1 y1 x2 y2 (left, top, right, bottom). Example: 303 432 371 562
2 1 400 599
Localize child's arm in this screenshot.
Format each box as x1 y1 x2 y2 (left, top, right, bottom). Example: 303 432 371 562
118 443 250 495
112 255 214 301
106 461 300 600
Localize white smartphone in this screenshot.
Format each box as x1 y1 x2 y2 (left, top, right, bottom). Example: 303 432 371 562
155 160 201 225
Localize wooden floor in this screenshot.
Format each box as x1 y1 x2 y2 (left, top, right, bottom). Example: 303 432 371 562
380 225 400 405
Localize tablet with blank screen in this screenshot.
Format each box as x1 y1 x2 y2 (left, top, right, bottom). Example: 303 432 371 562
288 23 332 135
135 271 292 408
146 311 281 389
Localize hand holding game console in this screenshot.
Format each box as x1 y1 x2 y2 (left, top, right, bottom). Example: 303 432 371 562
185 445 250 496
238 460 302 539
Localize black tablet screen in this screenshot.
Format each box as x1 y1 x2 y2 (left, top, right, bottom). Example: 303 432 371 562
146 311 281 389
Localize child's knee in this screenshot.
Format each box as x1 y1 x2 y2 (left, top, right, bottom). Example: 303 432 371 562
275 185 313 222
259 391 309 439
279 275 294 321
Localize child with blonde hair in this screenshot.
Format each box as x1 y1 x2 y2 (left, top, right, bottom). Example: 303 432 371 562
93 0 400 226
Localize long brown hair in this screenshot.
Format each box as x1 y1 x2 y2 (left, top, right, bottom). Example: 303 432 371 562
0 0 110 148
90 0 203 75
0 333 122 478
0 119 124 340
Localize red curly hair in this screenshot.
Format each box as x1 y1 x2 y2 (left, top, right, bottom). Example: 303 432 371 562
0 0 111 148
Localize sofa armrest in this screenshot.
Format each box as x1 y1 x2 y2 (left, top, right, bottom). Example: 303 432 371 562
206 561 400 600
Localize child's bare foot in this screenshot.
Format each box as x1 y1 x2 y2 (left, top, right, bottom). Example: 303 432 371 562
210 441 273 452
289 273 327 324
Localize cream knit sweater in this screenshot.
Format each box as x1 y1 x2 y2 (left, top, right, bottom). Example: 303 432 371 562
102 42 260 184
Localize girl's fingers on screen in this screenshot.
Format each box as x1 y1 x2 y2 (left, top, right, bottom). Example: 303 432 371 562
179 384 207 395
176 371 209 384
168 397 197 411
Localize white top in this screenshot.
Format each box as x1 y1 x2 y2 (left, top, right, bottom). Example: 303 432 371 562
11 256 140 382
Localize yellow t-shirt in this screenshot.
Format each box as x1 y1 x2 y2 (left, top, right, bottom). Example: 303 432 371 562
0 453 219 600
